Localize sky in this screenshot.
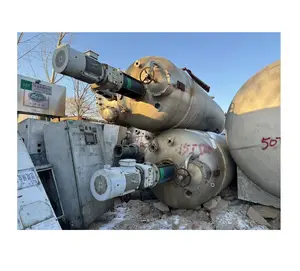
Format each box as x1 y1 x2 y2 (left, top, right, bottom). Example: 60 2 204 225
17 32 280 112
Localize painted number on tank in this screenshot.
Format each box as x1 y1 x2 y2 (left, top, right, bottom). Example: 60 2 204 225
261 137 281 150
179 143 213 156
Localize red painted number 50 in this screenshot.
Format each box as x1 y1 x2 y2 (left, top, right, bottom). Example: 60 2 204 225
261 137 280 150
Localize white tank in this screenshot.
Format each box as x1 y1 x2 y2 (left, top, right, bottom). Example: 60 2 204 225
225 60 280 198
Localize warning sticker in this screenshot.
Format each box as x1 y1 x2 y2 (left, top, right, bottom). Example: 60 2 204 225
17 168 39 190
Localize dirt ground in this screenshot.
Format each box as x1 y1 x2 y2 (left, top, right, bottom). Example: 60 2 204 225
89 187 280 230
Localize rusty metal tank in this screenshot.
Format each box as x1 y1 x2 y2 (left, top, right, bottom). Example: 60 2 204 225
225 60 280 198
144 129 236 209
95 56 225 133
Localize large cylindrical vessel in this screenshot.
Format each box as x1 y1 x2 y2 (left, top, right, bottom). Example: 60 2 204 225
225 60 280 198
144 129 236 209
95 56 225 133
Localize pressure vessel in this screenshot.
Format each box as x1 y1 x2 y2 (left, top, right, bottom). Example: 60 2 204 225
95 56 225 133
225 60 280 198
144 129 236 209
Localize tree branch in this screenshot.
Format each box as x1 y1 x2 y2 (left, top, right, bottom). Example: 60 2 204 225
79 84 91 101
17 41 43 61
28 60 38 78
17 33 24 45
54 75 65 84
81 98 97 115
50 32 67 83
18 33 43 44
67 77 98 118
41 47 51 82
85 94 96 102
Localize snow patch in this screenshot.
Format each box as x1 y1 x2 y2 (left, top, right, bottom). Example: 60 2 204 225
98 207 126 230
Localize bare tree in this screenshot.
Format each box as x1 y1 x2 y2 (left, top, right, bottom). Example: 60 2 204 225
17 32 70 83
17 33 101 120
17 33 46 65
17 32 71 121
65 79 98 119
39 32 68 84
18 32 43 76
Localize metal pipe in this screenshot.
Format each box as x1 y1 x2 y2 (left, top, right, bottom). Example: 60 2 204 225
114 144 140 159
182 67 210 93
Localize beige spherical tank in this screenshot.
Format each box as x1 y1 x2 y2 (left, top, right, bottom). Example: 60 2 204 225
225 60 280 198
94 56 225 133
144 129 236 209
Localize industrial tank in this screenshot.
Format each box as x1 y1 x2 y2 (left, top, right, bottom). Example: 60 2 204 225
52 45 225 133
144 129 236 209
225 60 280 198
51 45 234 209
94 56 225 133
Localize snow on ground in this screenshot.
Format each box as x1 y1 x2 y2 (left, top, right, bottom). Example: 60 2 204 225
89 187 280 230
97 207 127 230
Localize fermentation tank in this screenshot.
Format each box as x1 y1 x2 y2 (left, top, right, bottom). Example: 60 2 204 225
95 56 225 133
144 129 236 209
225 60 280 198
51 44 225 134
52 45 235 209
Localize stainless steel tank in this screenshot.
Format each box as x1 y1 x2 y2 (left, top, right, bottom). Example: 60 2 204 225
144 129 236 209
95 56 225 133
124 127 154 153
225 60 280 198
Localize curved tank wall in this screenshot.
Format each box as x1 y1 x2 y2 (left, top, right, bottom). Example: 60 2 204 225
225 60 280 198
94 56 225 133
144 129 236 209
